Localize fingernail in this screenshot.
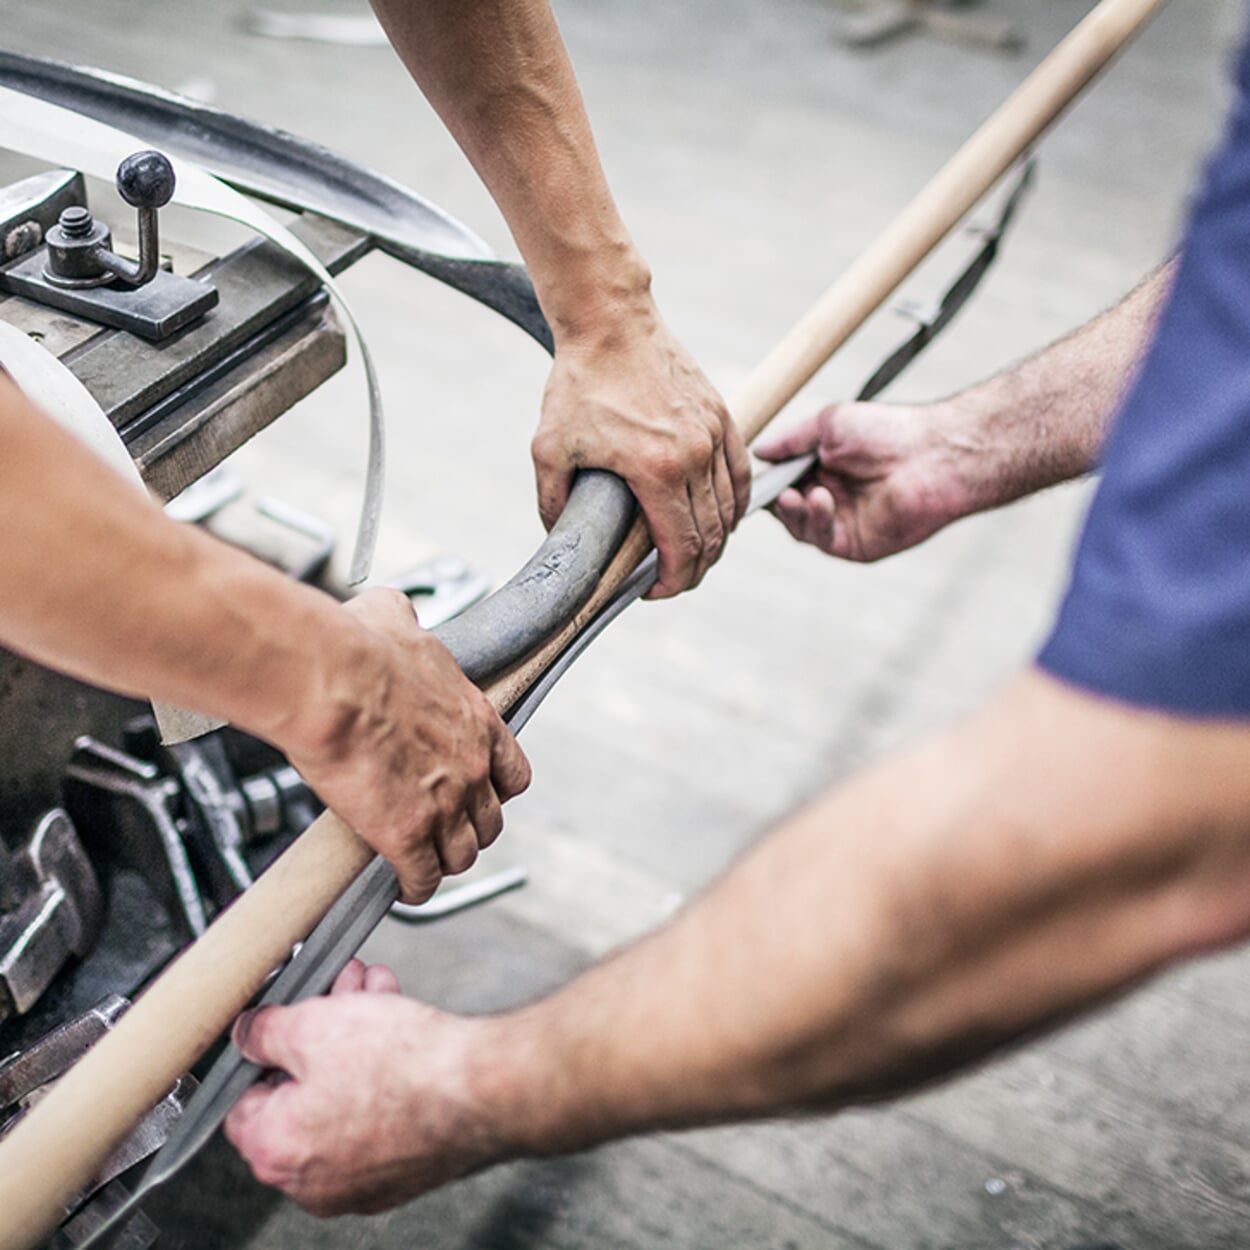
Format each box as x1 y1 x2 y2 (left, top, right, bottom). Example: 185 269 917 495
233 1010 255 1048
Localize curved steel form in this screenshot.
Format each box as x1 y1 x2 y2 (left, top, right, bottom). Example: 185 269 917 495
434 469 636 682
0 51 554 351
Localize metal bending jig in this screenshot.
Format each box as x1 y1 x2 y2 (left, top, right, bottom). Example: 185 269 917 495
0 53 1032 1247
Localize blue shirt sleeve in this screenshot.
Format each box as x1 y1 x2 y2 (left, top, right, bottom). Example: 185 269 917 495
1038 38 1250 719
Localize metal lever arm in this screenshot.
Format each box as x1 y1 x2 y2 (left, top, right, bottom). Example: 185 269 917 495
95 150 174 286
42 150 174 290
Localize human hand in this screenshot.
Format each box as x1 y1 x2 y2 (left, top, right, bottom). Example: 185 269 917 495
225 960 510 1215
532 306 751 599
279 588 530 902
754 400 981 562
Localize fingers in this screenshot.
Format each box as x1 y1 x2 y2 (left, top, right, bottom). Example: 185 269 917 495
710 440 737 543
643 482 704 599
532 439 575 532
233 1006 308 1078
395 837 444 905
223 1081 276 1156
364 964 401 994
331 958 399 996
685 459 727 590
723 424 753 526
438 813 483 873
801 486 838 554
489 719 531 801
331 959 366 995
769 485 838 555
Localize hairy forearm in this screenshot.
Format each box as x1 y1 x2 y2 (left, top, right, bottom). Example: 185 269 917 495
951 260 1175 510
472 670 1250 1153
370 0 649 340
0 377 374 757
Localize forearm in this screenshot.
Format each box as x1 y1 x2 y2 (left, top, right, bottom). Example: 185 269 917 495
474 669 1250 1153
370 0 649 341
0 376 372 757
950 260 1175 511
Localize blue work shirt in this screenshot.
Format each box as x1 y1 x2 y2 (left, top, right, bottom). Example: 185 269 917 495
1038 39 1250 719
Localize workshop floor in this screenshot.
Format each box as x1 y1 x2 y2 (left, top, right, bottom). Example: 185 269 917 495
5 0 1250 1246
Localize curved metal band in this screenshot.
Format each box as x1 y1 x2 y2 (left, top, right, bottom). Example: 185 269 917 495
434 470 636 682
0 51 552 349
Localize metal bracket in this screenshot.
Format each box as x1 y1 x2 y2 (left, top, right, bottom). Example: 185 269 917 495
0 996 194 1249
0 151 218 341
0 811 103 1022
0 250 217 341
0 168 85 260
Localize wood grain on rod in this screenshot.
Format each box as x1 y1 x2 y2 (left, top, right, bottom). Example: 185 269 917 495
0 1 1168 1244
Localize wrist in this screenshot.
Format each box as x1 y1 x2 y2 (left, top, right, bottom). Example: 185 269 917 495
244 595 380 769
465 1010 572 1160
466 1003 636 1161
942 368 1099 513
915 396 1001 524
541 241 656 349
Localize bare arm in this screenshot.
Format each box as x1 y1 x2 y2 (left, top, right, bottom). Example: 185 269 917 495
226 665 1250 1212
368 0 751 597
757 262 1175 560
0 375 529 899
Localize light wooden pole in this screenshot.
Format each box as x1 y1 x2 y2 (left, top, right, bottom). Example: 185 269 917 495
0 1 1170 1245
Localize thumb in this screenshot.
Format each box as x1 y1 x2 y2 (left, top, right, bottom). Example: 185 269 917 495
535 461 574 532
233 1005 309 1078
753 411 826 462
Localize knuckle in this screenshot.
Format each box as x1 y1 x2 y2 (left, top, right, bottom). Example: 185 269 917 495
650 451 686 487
674 529 704 562
686 424 718 463
512 754 533 796
444 836 478 874
246 1137 290 1188
482 804 505 845
404 870 441 905
530 429 565 474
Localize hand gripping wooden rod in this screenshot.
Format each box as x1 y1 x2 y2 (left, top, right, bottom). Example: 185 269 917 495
0 1 1168 1244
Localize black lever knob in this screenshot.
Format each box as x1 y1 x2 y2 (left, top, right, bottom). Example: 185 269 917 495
43 150 176 290
115 150 175 211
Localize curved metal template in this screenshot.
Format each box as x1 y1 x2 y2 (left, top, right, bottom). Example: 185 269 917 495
434 470 636 682
0 51 552 350
0 50 634 682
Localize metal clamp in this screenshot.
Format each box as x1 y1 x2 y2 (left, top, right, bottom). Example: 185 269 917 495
43 151 172 290
0 811 102 1023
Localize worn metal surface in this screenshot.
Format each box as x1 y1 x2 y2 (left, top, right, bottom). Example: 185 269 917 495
0 168 84 256
61 212 364 429
0 811 102 1022
131 301 346 502
1 248 217 341
433 470 637 683
0 994 125 1113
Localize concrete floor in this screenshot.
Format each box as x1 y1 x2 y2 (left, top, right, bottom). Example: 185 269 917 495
5 0 1250 1245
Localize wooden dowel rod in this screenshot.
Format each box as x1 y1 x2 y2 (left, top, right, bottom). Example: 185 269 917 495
0 2 1168 1244
733 0 1170 441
